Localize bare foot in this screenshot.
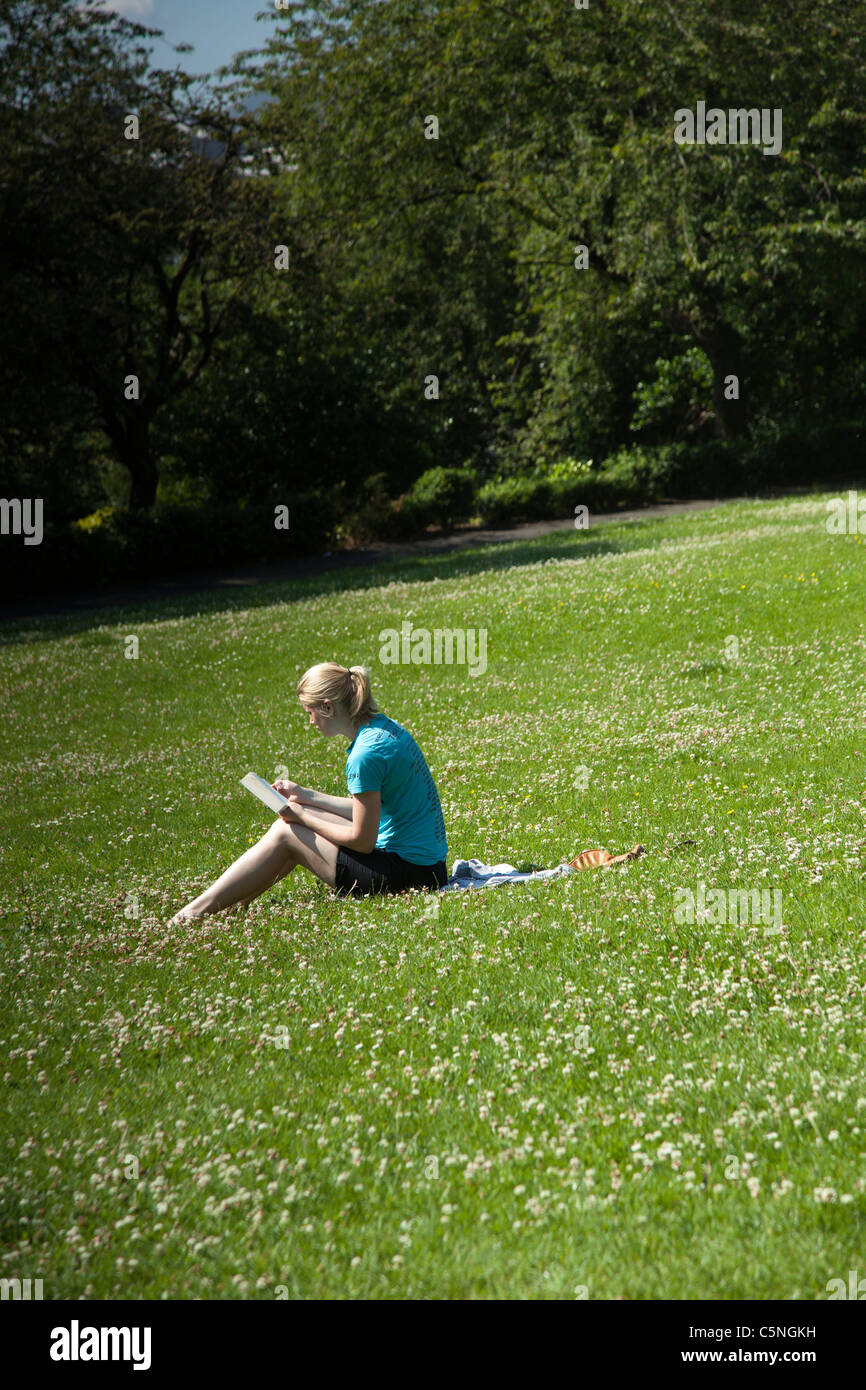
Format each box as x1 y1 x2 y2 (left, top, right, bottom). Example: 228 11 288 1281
168 906 203 925
169 897 252 925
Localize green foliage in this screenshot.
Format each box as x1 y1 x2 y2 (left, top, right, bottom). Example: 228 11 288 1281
73 506 118 534
598 440 751 503
5 0 866 556
538 455 595 483
256 0 866 478
630 350 714 439
0 0 280 510
476 475 557 526
598 445 686 503
401 466 477 528
0 496 337 595
337 473 402 545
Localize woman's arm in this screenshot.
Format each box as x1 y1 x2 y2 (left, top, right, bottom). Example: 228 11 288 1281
274 781 353 819
297 787 355 817
281 791 381 853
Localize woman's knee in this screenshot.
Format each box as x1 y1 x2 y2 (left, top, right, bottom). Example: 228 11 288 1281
266 816 295 841
264 819 300 855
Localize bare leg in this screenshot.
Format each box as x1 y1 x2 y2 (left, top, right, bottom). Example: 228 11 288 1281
170 817 341 922
226 808 352 912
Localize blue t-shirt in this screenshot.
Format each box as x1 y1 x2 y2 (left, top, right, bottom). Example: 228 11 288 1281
345 713 448 865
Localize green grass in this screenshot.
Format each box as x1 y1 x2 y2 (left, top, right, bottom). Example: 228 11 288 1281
2 490 865 1300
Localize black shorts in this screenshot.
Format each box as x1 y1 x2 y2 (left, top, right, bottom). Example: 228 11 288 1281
334 848 447 899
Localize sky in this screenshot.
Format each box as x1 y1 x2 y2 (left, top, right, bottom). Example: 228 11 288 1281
95 0 284 78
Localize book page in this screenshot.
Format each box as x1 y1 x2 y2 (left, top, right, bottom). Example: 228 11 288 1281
241 772 289 815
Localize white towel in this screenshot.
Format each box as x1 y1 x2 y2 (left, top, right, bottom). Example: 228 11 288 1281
442 858 574 891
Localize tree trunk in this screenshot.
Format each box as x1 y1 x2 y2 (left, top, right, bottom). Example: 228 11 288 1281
123 414 159 511
697 321 748 441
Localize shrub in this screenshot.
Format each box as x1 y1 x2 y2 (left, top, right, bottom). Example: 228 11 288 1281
0 493 338 597
598 438 762 502
72 505 118 533
536 455 595 484
629 349 714 440
340 473 402 545
595 444 677 501
400 466 477 529
476 475 555 525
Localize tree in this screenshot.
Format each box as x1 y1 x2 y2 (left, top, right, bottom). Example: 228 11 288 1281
244 0 866 470
242 0 537 482
0 0 281 511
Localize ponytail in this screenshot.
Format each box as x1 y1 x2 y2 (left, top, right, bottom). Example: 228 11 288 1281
347 666 378 722
297 662 379 725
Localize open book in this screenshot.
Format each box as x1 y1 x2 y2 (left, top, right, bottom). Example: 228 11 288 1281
241 772 289 815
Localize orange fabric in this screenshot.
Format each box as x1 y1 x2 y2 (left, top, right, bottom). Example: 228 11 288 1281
568 844 646 871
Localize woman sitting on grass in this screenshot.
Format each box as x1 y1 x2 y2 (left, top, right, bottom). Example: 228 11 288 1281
170 663 448 921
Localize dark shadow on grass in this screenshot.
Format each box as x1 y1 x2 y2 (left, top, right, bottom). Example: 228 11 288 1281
1 480 848 645
0 526 643 645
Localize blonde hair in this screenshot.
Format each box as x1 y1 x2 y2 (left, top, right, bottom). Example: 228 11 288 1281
296 662 379 725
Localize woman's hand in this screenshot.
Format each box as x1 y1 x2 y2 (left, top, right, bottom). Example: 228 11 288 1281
273 779 302 802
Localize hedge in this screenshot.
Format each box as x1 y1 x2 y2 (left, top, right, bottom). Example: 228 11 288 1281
0 494 338 597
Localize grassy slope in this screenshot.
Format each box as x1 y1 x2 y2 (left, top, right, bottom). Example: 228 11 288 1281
1 491 865 1299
